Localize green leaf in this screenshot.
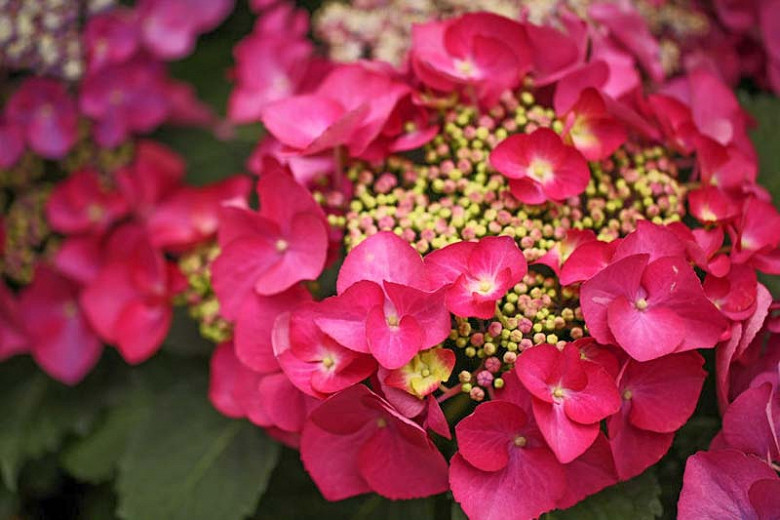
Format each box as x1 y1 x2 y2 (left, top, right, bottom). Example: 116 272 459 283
61 390 150 484
544 468 663 520
162 307 215 358
451 502 469 520
0 358 115 490
116 378 280 520
0 481 18 520
349 495 436 520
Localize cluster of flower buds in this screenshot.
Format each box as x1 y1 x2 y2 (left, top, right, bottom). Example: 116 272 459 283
208 5 779 519
0 0 239 384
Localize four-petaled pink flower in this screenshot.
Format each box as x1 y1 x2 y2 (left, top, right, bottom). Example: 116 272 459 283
300 385 449 500
490 128 590 205
314 232 451 370
425 236 527 319
516 343 621 463
212 162 329 317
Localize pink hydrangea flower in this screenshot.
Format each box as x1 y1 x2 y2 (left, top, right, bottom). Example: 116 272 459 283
211 163 329 314
19 266 103 385
5 78 79 159
425 236 527 319
490 128 590 205
300 385 449 500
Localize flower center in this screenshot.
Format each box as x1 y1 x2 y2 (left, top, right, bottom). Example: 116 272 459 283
454 58 475 77
62 301 78 318
275 239 289 253
321 354 335 369
551 385 566 400
477 279 493 294
635 298 648 311
386 313 400 328
87 203 104 222
528 159 553 182
623 389 633 400
513 435 527 447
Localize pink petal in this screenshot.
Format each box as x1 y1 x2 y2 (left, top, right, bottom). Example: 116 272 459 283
358 423 449 499
678 449 777 520
621 352 706 433
253 212 328 295
211 235 279 319
450 447 565 520
300 421 373 501
532 398 599 463
314 281 385 354
234 286 310 373
337 231 428 293
455 400 528 472
366 307 424 370
607 295 685 361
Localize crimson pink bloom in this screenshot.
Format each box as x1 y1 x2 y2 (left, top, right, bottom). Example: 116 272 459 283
688 185 740 225
211 165 328 316
559 237 620 286
300 385 449 501
261 63 409 157
588 2 664 83
719 377 780 464
535 228 598 278
696 136 757 192
210 341 255 419
515 343 621 463
365 95 440 158
228 23 314 123
424 236 527 319
715 284 773 409
116 140 186 216
272 304 377 398
490 128 590 205
560 88 628 161
114 140 250 250
80 57 170 147
661 68 754 155
247 136 335 186
5 78 78 159
209 341 317 446
84 9 139 73
410 13 530 106
315 232 450 369
19 266 103 385
46 169 128 235
678 449 780 520
373 367 452 439
0 117 24 168
523 15 587 86
581 253 727 361
589 34 641 99
729 198 780 274
80 226 177 364
608 352 706 480
450 372 567 520
233 284 311 374
145 175 251 251
704 264 759 321
0 284 29 361
136 0 234 60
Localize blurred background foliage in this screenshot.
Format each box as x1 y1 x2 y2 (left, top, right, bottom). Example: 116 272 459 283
1 1 779 519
